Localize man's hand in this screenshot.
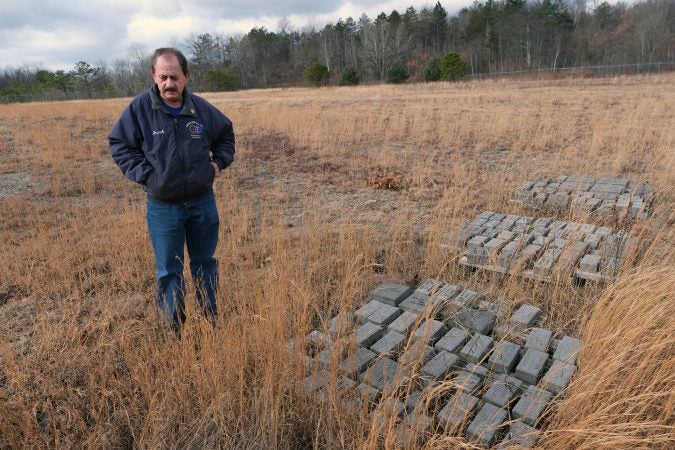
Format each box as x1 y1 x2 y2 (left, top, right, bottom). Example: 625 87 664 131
211 161 221 178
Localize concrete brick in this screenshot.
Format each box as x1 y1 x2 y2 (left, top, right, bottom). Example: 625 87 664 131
437 392 480 431
299 369 331 394
355 300 387 324
553 335 582 365
484 238 508 258
540 360 576 394
524 328 552 352
432 283 462 304
436 327 470 354
341 347 377 377
367 303 402 327
356 382 380 403
515 348 549 384
456 309 496 335
579 254 601 272
584 233 603 249
487 340 521 373
496 230 516 241
354 322 385 348
399 294 432 314
510 304 541 327
497 240 521 268
412 319 447 344
512 385 553 426
452 370 483 393
387 310 419 335
499 420 540 448
483 375 523 408
399 341 435 366
464 362 490 378
371 281 414 306
394 414 434 447
381 397 406 418
466 403 508 448
412 278 445 298
405 389 424 411
316 345 335 367
460 333 494 364
328 312 354 339
359 356 398 391
421 350 459 381
478 211 496 219
370 331 406 356
455 289 483 307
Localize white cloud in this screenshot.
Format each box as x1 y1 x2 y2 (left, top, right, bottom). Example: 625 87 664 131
0 1 469 70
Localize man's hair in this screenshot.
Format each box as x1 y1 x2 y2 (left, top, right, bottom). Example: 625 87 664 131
151 48 189 76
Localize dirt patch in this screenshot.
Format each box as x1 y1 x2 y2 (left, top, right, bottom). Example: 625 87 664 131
0 172 43 198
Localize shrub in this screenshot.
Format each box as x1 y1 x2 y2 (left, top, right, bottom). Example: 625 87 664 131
440 52 466 81
204 68 239 91
303 63 330 87
386 62 408 84
339 67 360 86
424 57 442 82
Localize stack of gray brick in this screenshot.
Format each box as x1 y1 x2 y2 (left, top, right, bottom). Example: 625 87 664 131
292 280 583 448
457 211 635 283
511 175 653 219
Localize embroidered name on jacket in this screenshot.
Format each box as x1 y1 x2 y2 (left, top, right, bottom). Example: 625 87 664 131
186 121 204 139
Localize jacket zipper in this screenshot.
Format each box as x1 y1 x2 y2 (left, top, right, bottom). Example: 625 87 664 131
174 118 188 199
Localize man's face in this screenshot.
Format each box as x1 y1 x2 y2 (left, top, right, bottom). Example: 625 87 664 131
152 54 189 106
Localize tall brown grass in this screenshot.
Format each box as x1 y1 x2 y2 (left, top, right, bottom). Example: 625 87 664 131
0 74 673 448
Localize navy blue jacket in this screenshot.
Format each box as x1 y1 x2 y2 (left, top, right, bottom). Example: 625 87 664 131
109 85 235 203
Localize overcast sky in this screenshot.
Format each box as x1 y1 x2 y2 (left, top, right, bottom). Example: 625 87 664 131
1 1 469 71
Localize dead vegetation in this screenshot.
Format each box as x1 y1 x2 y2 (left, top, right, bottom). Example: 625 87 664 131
0 74 673 448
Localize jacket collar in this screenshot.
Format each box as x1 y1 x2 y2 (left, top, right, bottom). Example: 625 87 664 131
149 84 197 117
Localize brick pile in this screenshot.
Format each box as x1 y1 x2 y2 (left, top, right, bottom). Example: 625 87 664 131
455 211 635 283
511 175 653 219
291 281 582 448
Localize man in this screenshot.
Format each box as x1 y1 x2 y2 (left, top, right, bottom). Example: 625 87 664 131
109 47 235 329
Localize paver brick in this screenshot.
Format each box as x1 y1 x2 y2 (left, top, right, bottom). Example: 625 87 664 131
456 309 496 335
412 319 447 344
387 310 419 335
436 327 470 354
341 347 377 377
460 333 494 364
540 360 576 394
367 302 402 326
437 392 480 431
510 304 541 327
452 370 483 393
524 327 552 352
466 403 508 448
370 331 406 356
421 350 459 381
515 348 549 384
371 282 414 306
360 357 399 391
512 385 553 426
499 420 540 448
355 300 387 324
487 340 521 373
553 335 582 365
483 375 523 408
354 322 385 348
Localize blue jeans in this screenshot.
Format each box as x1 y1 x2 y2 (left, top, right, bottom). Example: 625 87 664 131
147 191 219 327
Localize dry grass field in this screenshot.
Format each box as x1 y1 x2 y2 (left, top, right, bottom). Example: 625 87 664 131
0 74 673 449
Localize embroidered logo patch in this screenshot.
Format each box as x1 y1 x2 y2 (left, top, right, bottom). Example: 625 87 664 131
186 121 204 139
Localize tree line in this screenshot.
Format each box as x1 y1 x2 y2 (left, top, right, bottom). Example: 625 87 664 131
1 0 673 99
